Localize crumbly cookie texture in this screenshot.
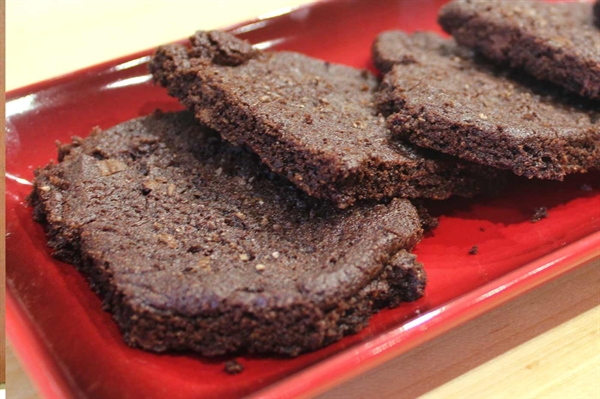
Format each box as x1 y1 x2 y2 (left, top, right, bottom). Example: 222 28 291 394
374 31 599 180
438 0 600 100
29 111 427 356
150 30 503 209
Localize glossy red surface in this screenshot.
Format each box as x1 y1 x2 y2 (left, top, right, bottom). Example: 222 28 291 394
5 1 600 398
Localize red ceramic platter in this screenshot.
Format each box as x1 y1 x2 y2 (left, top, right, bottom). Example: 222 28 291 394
6 0 600 398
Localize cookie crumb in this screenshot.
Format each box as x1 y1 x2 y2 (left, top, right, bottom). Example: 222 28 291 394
98 159 128 176
167 184 176 196
469 245 478 255
157 233 178 249
224 359 244 375
412 200 439 231
255 264 266 272
531 207 548 223
580 184 592 192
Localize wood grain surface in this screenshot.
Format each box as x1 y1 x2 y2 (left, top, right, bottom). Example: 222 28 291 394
5 1 600 398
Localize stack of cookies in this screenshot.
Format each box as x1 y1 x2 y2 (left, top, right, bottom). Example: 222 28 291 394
30 0 599 357
375 0 599 180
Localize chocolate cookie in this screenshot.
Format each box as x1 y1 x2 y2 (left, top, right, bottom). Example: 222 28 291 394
29 111 427 356
438 0 600 100
149 31 501 209
374 31 599 180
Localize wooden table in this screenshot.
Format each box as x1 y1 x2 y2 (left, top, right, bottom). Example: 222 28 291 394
6 1 600 398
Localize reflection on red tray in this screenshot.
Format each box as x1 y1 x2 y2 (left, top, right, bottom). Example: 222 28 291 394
5 0 600 398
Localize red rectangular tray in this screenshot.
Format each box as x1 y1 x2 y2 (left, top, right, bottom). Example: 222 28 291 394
6 0 600 398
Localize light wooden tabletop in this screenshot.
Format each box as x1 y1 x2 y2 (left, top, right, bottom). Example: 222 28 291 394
6 1 600 398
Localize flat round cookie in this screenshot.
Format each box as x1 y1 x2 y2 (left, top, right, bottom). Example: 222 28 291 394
150 31 502 209
30 111 426 356
438 0 600 100
374 31 599 180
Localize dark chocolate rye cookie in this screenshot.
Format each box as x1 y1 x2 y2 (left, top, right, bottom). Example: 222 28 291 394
374 31 600 180
149 30 501 208
29 111 426 356
438 0 600 100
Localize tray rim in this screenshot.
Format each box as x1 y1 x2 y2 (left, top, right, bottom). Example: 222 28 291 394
7 232 599 399
6 0 600 396
252 232 600 398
